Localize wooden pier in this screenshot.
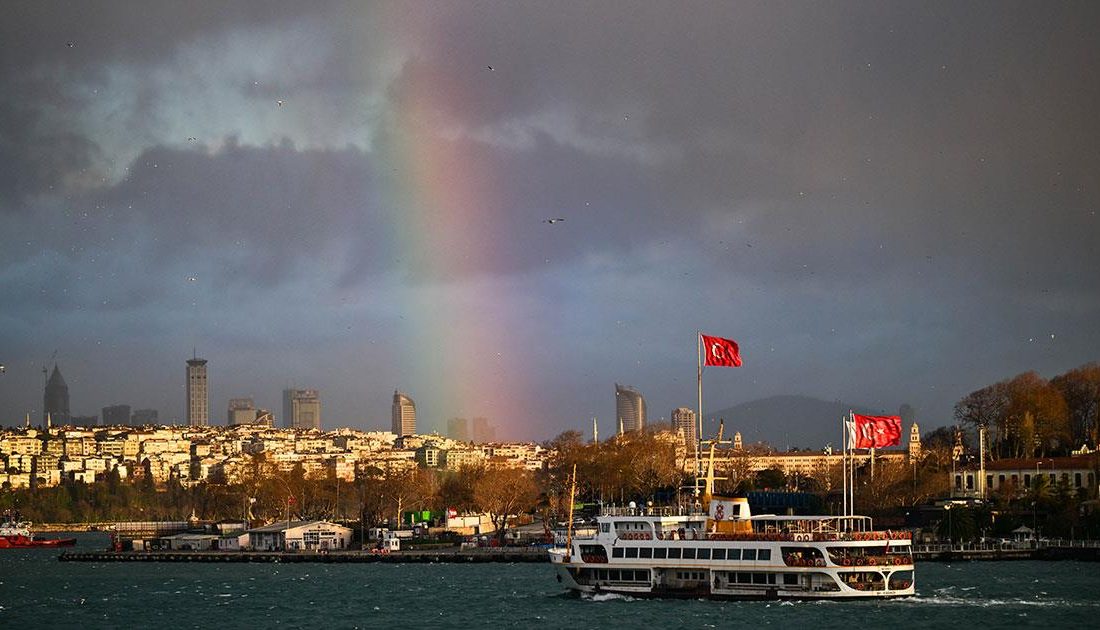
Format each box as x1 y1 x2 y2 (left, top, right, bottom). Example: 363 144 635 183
58 548 550 563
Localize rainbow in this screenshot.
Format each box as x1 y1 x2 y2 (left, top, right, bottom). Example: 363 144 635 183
369 25 535 440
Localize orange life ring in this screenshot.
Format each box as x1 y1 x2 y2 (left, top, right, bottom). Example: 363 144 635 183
842 558 851 566
894 557 903 565
856 557 866 566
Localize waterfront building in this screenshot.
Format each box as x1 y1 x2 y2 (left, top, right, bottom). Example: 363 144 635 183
950 454 1100 499
283 389 321 430
131 408 158 425
671 407 696 446
102 404 131 427
392 390 416 437
228 398 256 426
246 520 353 551
615 383 647 434
43 364 71 426
186 358 209 427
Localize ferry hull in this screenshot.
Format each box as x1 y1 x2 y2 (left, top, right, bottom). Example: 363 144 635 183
551 559 915 601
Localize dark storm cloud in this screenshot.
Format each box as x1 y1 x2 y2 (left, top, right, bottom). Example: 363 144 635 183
1 1 1098 437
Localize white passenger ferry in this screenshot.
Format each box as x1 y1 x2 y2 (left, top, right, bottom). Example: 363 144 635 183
549 469 914 599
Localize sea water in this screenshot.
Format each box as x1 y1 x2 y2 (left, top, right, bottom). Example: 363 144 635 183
1 533 1097 629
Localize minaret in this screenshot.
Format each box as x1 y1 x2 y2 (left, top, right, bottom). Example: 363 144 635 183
592 417 599 443
733 431 743 451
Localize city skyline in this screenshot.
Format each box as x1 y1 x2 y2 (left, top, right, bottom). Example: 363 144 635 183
1 3 1098 442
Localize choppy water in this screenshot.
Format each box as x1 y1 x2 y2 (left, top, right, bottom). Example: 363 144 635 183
1 533 1098 628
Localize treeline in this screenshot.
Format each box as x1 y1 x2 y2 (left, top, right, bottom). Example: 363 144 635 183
953 362 1100 458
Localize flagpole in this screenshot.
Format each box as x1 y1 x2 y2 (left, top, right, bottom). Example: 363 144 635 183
849 410 855 520
695 331 703 497
841 414 847 522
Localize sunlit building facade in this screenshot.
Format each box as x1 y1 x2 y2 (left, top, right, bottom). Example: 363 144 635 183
392 390 416 437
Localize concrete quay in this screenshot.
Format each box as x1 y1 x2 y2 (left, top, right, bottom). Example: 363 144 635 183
58 548 550 563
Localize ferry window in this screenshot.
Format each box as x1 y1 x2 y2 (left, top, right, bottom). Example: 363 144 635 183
743 549 757 561
668 547 682 559
966 475 973 489
654 548 667 559
612 547 624 558
737 572 751 584
727 548 741 560
1076 473 1082 487
697 548 711 560
1024 474 1031 486
682 548 696 559
758 549 771 561
767 574 777 585
955 475 962 489
783 574 798 585
609 570 620 581
601 523 610 533
640 547 652 559
752 573 767 584
625 547 638 558
712 548 726 560
599 569 608 580
986 475 993 489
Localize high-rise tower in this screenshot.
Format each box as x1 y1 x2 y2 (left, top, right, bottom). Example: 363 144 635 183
392 390 416 437
283 389 321 430
186 357 208 427
615 383 647 434
43 364 70 426
671 407 697 446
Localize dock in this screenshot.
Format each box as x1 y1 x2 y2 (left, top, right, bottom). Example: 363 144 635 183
58 548 550 563
913 542 1100 562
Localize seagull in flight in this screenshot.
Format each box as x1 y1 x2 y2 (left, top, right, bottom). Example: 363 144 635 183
277 100 285 106
487 65 495 71
544 218 565 224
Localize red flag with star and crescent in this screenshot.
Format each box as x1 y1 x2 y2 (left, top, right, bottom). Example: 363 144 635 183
701 334 741 367
851 414 902 448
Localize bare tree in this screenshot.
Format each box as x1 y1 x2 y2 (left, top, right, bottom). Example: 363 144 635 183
472 467 540 544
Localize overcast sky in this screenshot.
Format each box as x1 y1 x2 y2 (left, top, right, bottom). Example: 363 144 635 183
1 1 1097 442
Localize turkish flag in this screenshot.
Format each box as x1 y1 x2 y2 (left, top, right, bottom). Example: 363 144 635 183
852 414 902 448
701 334 741 367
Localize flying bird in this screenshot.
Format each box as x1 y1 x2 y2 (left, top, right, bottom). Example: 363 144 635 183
66 41 75 48
277 100 284 106
544 218 565 224
487 65 494 71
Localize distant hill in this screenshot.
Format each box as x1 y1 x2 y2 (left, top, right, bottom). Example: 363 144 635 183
702 395 882 450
